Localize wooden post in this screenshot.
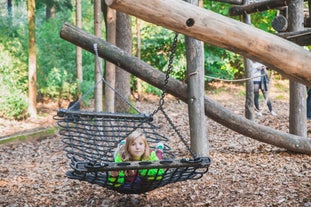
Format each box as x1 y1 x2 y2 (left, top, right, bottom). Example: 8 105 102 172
105 0 311 87
243 0 254 121
94 0 103 112
288 0 307 137
104 7 116 113
185 0 208 157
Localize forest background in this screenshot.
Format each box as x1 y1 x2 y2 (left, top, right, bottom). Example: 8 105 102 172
0 0 279 121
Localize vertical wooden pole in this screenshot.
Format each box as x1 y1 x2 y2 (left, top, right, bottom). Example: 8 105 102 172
76 0 83 85
94 0 103 112
136 18 143 100
185 0 208 157
104 7 116 112
243 0 255 121
28 0 37 117
288 0 307 137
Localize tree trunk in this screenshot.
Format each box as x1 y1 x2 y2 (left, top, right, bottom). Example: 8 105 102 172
103 5 116 112
76 0 83 89
288 0 307 137
243 0 254 121
185 0 208 157
105 0 311 87
28 0 37 118
136 18 143 101
7 0 12 16
59 23 311 154
46 0 56 20
94 0 103 112
115 12 131 113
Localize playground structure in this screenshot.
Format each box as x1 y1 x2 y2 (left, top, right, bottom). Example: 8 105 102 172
56 22 210 194
60 0 311 154
56 0 311 195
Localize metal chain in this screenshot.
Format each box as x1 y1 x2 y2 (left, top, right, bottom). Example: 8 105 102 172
151 33 179 116
160 108 196 158
150 33 196 158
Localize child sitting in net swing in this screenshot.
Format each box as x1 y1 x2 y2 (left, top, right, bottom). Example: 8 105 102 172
108 130 164 187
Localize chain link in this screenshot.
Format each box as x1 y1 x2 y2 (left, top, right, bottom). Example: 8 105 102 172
150 33 196 158
151 33 179 116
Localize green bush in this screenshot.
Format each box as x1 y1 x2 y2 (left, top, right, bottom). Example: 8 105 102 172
0 41 28 120
0 87 28 120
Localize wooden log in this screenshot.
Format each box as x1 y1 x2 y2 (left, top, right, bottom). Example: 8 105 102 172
105 0 311 87
277 29 311 46
185 0 208 157
272 15 288 32
229 0 309 15
228 0 287 16
60 23 311 154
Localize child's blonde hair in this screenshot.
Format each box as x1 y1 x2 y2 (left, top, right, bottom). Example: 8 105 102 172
119 130 150 161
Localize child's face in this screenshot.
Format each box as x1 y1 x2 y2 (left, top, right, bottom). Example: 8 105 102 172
128 136 145 160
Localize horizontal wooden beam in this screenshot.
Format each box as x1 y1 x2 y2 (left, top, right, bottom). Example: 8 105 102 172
277 29 311 46
105 0 311 86
228 0 287 16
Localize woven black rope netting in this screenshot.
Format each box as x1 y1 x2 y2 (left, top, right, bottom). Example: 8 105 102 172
54 33 210 194
54 107 210 194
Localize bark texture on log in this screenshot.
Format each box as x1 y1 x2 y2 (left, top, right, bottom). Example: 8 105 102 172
105 0 311 87
60 23 311 154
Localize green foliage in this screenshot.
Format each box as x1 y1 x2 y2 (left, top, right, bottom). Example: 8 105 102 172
36 13 77 100
36 0 73 11
142 82 162 96
204 0 230 16
139 23 186 81
79 80 95 106
36 6 95 101
0 76 28 121
137 19 241 87
0 87 29 120
0 0 280 120
251 10 277 33
0 12 29 119
204 44 240 81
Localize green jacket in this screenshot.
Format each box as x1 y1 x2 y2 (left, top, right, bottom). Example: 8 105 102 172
108 151 164 187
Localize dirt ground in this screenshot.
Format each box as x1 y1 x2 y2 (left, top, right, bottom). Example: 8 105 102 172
0 80 311 207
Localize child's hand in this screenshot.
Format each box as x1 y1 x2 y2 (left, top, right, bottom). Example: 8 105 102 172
110 171 119 177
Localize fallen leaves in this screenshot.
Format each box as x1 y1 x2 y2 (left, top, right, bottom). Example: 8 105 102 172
1 82 311 206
